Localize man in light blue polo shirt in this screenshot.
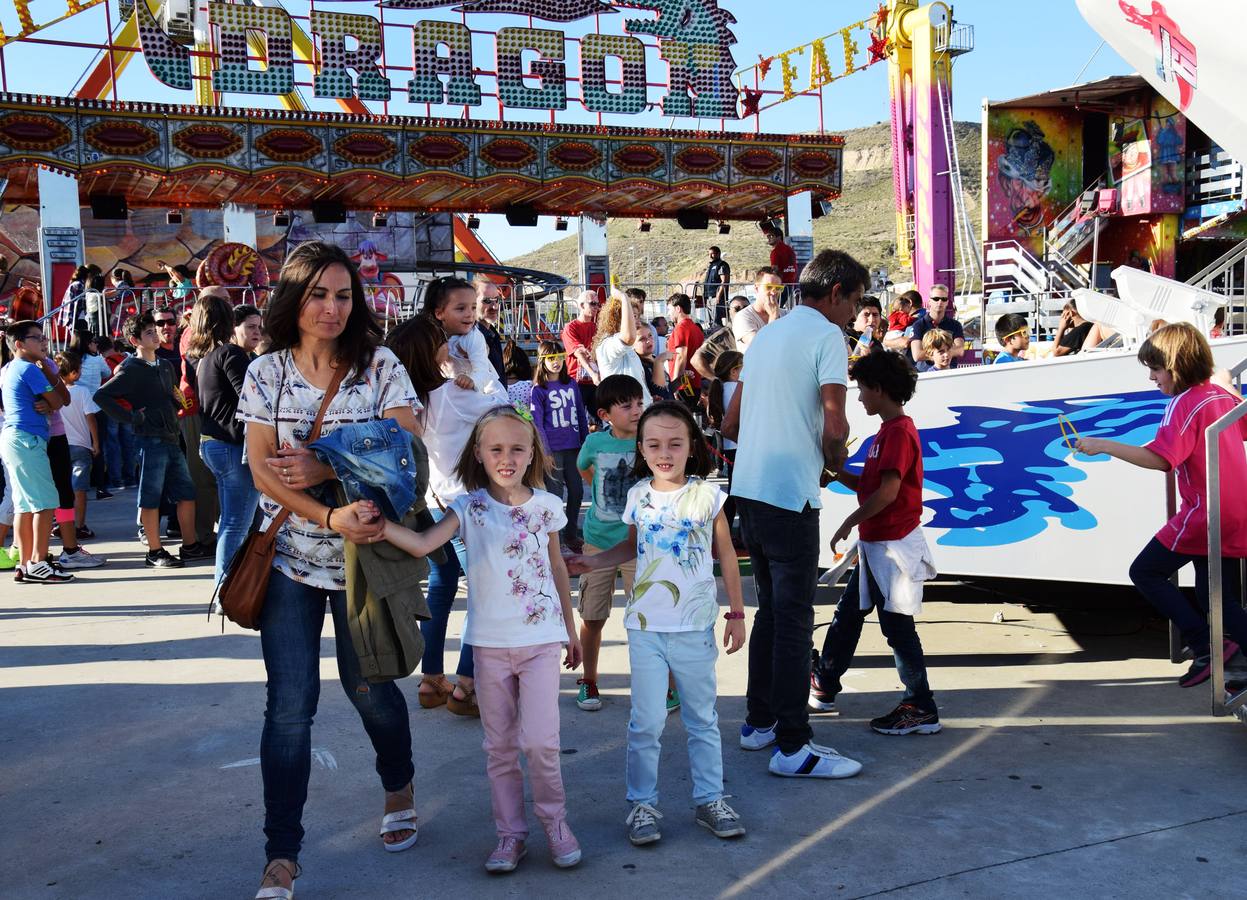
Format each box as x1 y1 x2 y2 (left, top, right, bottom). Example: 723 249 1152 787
722 249 868 780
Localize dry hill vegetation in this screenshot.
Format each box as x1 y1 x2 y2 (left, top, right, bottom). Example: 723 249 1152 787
505 121 981 287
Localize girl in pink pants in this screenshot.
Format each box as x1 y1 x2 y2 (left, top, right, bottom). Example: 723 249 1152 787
383 407 584 874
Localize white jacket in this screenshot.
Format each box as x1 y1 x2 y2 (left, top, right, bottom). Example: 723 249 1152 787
857 527 937 616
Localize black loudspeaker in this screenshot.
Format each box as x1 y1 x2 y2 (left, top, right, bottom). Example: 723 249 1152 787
505 205 539 227
311 201 347 224
89 195 128 220
677 210 710 230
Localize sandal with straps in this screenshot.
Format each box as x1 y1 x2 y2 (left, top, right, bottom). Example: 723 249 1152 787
380 808 419 853
446 686 480 718
418 675 453 709
255 859 300 900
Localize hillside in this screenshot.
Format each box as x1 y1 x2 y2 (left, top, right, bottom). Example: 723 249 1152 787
505 121 981 287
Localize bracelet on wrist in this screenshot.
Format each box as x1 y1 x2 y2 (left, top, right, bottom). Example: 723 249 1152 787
723 610 746 621
324 506 335 529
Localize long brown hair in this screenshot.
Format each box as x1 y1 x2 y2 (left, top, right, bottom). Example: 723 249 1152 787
592 296 626 350
385 315 448 408
632 401 712 479
455 406 551 491
185 287 234 360
263 241 381 381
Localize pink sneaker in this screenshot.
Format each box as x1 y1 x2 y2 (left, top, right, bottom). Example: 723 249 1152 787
544 819 582 868
484 836 526 873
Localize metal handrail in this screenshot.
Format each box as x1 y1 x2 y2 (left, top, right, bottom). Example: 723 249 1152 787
1206 356 1247 717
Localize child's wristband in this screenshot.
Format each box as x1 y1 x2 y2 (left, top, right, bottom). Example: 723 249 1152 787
724 611 745 621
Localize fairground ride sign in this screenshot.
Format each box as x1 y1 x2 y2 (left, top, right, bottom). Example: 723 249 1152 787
127 0 743 119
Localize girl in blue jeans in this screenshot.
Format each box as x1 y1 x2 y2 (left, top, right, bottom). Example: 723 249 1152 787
568 401 748 847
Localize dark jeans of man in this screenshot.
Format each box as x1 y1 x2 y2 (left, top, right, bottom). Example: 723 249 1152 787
260 570 415 864
1129 538 1247 658
819 563 935 711
739 498 820 754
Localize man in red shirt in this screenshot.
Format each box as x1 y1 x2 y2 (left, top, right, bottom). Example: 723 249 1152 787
561 288 601 412
764 224 799 298
816 350 940 736
665 293 704 405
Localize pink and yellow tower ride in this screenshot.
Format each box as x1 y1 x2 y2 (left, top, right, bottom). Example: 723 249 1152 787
884 0 959 299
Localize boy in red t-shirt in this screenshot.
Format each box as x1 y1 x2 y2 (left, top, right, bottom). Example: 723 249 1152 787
813 351 940 735
1077 323 1247 689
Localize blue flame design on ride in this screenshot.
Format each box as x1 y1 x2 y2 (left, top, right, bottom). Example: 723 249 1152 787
829 390 1173 547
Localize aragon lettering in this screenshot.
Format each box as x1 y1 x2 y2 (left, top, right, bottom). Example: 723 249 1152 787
133 1 741 119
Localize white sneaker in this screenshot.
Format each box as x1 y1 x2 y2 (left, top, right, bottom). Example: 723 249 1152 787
739 722 777 751
22 559 75 584
59 547 105 569
768 742 862 779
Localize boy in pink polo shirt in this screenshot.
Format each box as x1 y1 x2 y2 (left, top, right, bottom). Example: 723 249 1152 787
1078 323 1247 688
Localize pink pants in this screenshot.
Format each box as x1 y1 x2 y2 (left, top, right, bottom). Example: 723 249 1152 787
473 642 568 839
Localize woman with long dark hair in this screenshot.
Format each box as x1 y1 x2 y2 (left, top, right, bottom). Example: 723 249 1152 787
188 288 259 586
236 242 424 899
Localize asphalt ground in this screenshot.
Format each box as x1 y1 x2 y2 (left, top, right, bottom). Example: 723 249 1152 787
2 491 1246 898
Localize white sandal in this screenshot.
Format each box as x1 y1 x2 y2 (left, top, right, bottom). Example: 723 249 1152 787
380 809 419 853
255 860 299 899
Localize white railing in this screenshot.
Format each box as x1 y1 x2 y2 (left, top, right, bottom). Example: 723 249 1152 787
1187 147 1243 205
1205 355 1247 721
983 240 1051 296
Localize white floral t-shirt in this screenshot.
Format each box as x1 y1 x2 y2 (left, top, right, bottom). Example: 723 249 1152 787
621 477 726 632
449 487 569 648
236 347 420 590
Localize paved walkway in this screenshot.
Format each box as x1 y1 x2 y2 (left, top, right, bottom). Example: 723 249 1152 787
2 493 1245 898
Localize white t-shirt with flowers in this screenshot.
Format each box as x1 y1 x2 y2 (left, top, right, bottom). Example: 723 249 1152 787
236 347 420 590
449 487 569 648
621 477 726 632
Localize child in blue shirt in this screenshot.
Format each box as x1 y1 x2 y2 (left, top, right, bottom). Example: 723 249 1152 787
0 320 73 583
993 313 1030 364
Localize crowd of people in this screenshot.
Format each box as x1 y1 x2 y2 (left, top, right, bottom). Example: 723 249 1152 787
2 237 1243 900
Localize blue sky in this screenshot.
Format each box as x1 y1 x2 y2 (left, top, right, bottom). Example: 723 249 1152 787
2 0 1129 260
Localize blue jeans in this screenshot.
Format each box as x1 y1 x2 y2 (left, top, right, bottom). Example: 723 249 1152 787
136 435 195 510
1129 538 1247 658
738 498 820 754
101 415 122 486
626 626 723 808
259 569 415 864
420 506 474 678
117 421 138 486
819 563 935 711
199 438 259 585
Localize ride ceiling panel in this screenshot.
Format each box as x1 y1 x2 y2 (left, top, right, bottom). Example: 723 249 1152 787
0 95 843 218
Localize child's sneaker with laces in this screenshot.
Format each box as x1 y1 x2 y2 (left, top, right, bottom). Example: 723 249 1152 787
484 836 526 873
145 548 184 568
22 559 74 584
739 721 777 751
768 742 862 779
625 802 662 846
58 547 105 569
543 819 582 868
666 688 681 715
870 702 942 735
694 798 746 839
576 678 602 711
809 653 839 714
1179 640 1240 688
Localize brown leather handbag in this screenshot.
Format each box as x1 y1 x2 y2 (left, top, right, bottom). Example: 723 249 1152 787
216 361 347 630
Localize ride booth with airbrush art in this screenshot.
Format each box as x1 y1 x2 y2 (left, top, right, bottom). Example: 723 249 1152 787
0 0 856 330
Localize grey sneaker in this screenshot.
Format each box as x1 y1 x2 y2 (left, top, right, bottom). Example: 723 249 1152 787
625 802 662 846
695 798 746 839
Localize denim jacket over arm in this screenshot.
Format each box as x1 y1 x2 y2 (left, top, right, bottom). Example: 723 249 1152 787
312 421 445 682
309 418 421 522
